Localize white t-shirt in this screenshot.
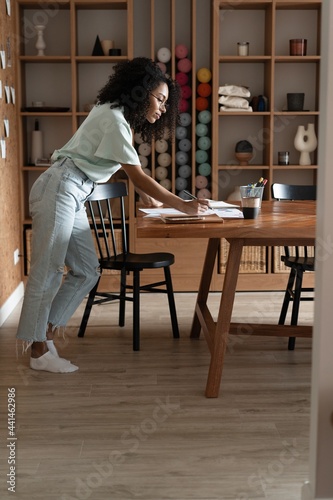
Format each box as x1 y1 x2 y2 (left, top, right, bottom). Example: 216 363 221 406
51 104 140 182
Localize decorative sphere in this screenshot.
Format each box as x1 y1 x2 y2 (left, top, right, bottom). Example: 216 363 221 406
181 85 192 100
195 149 209 164
175 44 188 59
134 133 143 144
197 136 211 151
197 188 211 198
175 177 188 191
195 123 208 137
198 162 211 176
143 168 151 176
157 62 167 73
139 155 148 168
160 178 172 190
179 99 189 113
138 142 151 156
235 140 253 153
157 152 171 167
155 166 168 180
176 126 187 140
197 67 212 83
175 72 189 86
195 175 209 189
155 139 168 153
198 110 212 124
176 151 189 165
179 112 192 127
157 47 171 63
197 82 212 97
196 97 209 111
178 164 192 178
178 138 192 152
177 58 192 73
178 190 189 200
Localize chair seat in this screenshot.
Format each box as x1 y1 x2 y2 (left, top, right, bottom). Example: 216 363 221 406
281 255 315 272
100 252 175 270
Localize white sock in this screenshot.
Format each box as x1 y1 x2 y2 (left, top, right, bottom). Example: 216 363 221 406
30 352 79 373
46 340 59 357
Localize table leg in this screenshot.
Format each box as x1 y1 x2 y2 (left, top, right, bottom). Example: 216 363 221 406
205 239 244 398
190 238 220 339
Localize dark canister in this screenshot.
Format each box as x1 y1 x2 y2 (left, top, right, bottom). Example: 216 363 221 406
278 151 290 165
289 39 307 56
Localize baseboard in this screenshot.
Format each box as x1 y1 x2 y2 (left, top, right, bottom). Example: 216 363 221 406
302 481 333 500
0 282 24 327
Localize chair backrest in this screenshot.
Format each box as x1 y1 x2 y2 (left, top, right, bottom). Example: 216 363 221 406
271 183 316 201
86 182 128 259
271 183 316 262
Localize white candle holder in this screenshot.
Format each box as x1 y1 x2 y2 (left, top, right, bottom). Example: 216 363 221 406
35 24 46 56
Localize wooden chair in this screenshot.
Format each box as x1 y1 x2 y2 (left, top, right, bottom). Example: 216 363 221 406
78 181 179 351
271 183 316 350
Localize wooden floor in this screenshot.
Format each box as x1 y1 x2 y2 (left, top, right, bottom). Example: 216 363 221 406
0 291 314 500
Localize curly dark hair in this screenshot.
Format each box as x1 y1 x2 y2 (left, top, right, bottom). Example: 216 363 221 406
96 57 181 143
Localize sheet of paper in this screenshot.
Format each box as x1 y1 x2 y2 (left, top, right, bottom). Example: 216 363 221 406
208 200 239 209
139 207 215 217
139 199 241 218
214 208 244 218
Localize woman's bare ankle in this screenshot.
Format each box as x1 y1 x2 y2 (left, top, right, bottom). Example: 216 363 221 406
31 341 48 358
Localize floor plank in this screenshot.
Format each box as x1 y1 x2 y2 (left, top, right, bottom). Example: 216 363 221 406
0 292 313 499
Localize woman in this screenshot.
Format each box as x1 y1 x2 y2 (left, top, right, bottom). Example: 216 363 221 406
17 57 209 373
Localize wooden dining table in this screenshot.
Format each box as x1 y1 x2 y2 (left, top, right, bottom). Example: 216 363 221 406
136 200 316 398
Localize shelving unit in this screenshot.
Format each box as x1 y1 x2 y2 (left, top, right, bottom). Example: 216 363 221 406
131 0 214 291
16 0 134 288
16 0 320 292
210 0 321 289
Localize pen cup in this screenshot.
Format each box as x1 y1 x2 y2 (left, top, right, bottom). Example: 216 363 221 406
240 185 264 219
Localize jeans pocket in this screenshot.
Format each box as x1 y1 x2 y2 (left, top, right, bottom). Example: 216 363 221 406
29 171 53 205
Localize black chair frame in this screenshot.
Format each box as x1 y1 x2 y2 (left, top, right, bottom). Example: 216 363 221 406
271 183 316 350
78 181 179 351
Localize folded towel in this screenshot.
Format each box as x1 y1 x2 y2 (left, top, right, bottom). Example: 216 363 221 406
220 105 253 112
218 84 251 98
218 95 250 109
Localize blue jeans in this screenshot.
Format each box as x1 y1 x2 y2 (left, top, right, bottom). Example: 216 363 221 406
17 158 100 343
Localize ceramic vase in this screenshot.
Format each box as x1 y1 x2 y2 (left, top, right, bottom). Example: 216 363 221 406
35 24 46 56
294 123 317 165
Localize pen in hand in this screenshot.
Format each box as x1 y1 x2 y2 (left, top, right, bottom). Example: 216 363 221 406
183 190 213 211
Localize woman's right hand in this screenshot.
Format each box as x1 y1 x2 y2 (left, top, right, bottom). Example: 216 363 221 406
180 199 210 215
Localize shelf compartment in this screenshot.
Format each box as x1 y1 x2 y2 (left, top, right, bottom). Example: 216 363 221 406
217 115 271 167
75 7 129 57
273 115 318 166
275 6 321 56
217 4 273 57
274 62 319 112
217 169 269 202
220 240 267 275
22 62 72 109
76 63 117 112
18 6 71 57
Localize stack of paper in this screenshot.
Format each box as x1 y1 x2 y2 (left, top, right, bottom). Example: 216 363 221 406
139 200 243 219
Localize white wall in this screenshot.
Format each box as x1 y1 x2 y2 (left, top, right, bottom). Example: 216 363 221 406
302 1 333 499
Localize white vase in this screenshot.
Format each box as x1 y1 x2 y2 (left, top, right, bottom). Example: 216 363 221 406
227 186 241 201
35 24 46 56
294 123 317 166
